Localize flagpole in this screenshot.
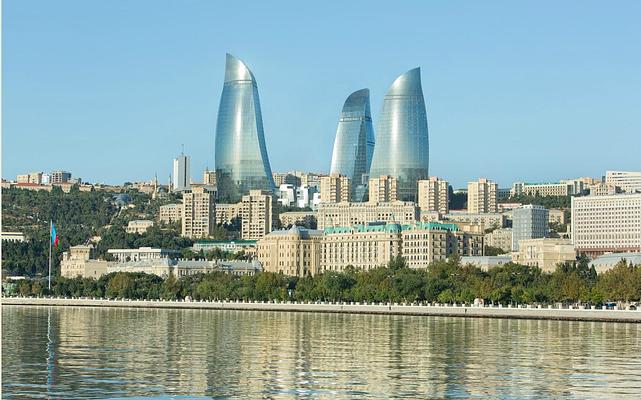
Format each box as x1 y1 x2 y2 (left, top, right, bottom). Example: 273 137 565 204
48 220 52 291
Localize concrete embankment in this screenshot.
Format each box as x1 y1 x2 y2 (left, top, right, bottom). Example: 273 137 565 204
3 297 640 323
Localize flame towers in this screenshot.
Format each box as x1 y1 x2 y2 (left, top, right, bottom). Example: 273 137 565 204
329 89 376 201
369 68 429 201
215 54 275 202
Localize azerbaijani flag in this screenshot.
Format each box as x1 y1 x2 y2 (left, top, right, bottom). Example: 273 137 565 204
51 223 59 249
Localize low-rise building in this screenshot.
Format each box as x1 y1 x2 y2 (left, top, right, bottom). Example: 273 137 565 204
159 203 183 224
107 247 181 263
484 228 512 253
126 220 154 234
60 245 109 278
548 209 567 226
279 211 317 229
461 255 512 271
510 182 578 197
1 232 26 242
512 238 576 272
192 240 257 255
443 212 506 231
589 252 641 274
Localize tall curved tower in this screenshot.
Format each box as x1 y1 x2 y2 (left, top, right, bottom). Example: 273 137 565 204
329 89 375 201
215 54 275 202
369 67 429 201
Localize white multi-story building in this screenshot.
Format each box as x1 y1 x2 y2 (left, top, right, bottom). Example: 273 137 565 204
605 171 641 193
467 178 497 213
571 193 641 257
484 228 512 253
417 177 449 215
277 184 297 207
172 153 190 192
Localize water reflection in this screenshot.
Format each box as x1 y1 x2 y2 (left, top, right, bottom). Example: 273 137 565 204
3 306 641 399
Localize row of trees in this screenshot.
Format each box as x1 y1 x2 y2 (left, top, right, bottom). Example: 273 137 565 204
11 257 641 304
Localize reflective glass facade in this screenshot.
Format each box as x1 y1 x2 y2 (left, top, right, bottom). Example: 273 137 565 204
369 68 429 201
329 89 375 201
215 54 275 202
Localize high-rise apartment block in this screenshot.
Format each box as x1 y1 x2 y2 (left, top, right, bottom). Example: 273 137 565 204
319 173 351 203
605 171 641 193
368 175 398 203
512 205 549 251
203 170 217 186
571 193 641 257
241 190 275 240
172 153 190 192
417 177 449 215
181 185 216 238
467 179 498 214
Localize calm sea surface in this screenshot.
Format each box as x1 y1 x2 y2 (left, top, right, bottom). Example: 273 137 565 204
2 306 641 399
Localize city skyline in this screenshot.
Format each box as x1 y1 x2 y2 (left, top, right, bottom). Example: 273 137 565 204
3 1 641 187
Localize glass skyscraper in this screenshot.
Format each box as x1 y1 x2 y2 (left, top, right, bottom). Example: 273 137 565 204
215 54 275 202
369 67 429 202
329 89 375 201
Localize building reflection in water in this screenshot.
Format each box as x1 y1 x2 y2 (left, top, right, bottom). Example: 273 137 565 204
2 306 641 399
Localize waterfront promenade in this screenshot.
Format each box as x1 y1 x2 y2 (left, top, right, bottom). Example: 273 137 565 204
3 296 641 322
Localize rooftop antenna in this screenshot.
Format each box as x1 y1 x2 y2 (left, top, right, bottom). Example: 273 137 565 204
181 144 185 155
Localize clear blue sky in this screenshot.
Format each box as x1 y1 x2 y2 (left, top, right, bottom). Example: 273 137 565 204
3 0 640 188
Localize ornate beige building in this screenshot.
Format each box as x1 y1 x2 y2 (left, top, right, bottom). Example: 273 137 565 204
126 219 154 234
467 178 497 213
259 221 484 276
484 227 512 253
257 226 323 276
512 238 576 272
60 245 108 278
316 201 418 230
241 190 275 240
321 223 403 272
417 177 449 215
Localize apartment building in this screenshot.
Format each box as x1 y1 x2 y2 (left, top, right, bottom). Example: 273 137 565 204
467 178 498 213
319 173 351 203
316 201 418 229
369 175 398 203
182 185 216 238
241 190 275 240
417 177 449 215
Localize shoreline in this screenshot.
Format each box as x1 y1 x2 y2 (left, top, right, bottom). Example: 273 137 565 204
3 297 641 323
